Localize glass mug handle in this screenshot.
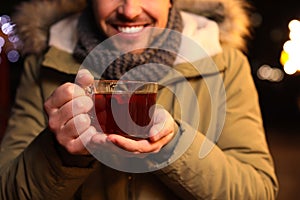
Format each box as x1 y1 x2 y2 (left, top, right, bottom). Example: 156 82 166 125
85 83 95 97
84 83 98 127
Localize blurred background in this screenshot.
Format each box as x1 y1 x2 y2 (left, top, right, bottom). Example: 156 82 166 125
0 0 299 199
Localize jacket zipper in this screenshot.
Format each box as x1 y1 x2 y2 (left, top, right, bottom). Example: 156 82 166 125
127 174 134 200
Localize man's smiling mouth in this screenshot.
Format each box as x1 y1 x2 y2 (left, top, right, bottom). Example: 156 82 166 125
117 25 146 34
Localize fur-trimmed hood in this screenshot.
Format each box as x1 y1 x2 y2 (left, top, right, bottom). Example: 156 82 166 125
12 0 251 56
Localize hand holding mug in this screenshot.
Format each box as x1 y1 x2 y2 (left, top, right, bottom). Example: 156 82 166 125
45 69 176 158
44 69 96 155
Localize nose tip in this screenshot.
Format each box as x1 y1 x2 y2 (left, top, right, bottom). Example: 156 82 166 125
117 0 142 19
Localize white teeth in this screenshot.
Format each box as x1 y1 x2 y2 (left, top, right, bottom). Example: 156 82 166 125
118 26 144 33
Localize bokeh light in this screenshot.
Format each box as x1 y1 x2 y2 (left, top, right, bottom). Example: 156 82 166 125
8 35 19 43
0 14 21 63
257 64 284 82
283 60 299 75
288 19 300 35
7 50 20 63
0 36 5 48
1 23 15 35
280 19 300 75
0 15 10 25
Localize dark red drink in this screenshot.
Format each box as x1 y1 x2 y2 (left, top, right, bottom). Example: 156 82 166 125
93 92 157 139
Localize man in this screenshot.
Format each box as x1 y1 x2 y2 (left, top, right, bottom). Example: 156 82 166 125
0 0 278 199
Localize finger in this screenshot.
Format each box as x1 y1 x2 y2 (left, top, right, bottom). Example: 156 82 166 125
107 133 174 154
64 126 97 155
148 121 166 142
151 108 168 130
149 119 175 142
75 69 94 88
88 133 145 158
107 134 146 152
89 132 133 156
54 114 91 147
63 113 91 137
140 132 175 154
71 95 94 117
48 96 93 131
44 83 87 113
149 109 174 142
148 132 175 153
65 95 93 120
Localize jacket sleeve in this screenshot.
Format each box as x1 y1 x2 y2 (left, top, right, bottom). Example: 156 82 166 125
0 55 97 199
155 48 279 199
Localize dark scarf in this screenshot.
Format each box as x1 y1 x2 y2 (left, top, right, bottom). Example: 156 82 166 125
73 5 183 82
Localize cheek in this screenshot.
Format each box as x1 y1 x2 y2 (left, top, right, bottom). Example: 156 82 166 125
155 10 169 28
93 6 108 22
148 2 171 28
92 0 118 22
92 6 112 32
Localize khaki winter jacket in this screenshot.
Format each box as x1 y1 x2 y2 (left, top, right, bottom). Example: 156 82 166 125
0 0 278 199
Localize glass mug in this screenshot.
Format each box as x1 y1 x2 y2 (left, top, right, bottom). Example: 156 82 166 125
88 80 158 139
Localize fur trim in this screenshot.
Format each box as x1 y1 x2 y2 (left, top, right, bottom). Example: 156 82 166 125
175 0 252 52
12 0 86 55
12 0 251 55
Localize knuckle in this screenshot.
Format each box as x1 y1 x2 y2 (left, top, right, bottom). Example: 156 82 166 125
73 98 85 111
81 114 91 125
73 96 92 113
44 97 56 114
43 101 51 112
48 117 59 132
85 96 94 111
63 83 76 99
74 114 91 131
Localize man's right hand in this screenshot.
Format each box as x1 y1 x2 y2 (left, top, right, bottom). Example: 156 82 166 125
44 69 96 155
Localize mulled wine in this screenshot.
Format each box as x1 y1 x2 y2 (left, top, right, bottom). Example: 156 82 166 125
92 80 158 139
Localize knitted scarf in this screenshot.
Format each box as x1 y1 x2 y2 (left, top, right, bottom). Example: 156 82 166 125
73 5 183 82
